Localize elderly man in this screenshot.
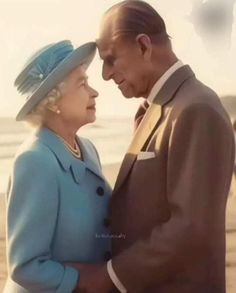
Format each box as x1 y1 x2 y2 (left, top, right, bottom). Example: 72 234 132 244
77 1 235 292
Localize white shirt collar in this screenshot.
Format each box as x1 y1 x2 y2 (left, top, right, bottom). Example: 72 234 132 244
147 60 184 104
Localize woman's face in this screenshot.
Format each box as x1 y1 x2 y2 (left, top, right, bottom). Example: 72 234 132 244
56 65 98 128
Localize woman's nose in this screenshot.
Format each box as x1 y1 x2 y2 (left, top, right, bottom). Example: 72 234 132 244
90 87 99 98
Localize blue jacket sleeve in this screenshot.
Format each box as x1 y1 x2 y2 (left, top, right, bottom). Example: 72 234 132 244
6 150 78 292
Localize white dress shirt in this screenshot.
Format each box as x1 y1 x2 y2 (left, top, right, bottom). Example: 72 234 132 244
107 60 185 293
147 60 184 104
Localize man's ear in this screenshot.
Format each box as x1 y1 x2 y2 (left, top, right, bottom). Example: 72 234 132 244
135 34 152 60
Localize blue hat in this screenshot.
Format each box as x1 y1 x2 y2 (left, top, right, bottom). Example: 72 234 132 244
15 40 96 121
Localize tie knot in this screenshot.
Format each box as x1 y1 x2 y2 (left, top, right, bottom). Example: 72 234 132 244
143 100 150 110
134 100 150 130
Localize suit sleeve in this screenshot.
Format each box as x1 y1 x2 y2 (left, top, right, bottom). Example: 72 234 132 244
112 103 235 291
6 151 78 292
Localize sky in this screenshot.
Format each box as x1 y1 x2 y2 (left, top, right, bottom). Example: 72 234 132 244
0 0 235 118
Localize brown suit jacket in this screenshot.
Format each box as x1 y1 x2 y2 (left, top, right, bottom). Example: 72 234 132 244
110 65 235 293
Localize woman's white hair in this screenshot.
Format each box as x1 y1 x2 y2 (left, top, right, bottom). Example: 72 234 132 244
24 82 65 128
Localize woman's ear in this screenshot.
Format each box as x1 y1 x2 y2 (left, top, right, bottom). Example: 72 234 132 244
47 103 60 114
135 34 152 60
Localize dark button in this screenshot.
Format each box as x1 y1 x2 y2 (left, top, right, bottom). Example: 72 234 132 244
104 251 112 261
96 186 104 196
103 217 110 228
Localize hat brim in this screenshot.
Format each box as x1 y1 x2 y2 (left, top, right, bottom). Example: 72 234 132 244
16 42 96 121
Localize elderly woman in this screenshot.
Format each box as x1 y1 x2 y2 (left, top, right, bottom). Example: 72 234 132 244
4 41 112 292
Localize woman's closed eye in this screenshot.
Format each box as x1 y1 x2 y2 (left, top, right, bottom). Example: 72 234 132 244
78 79 88 88
80 81 86 87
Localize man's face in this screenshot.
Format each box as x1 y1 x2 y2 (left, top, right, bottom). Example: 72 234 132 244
97 23 150 98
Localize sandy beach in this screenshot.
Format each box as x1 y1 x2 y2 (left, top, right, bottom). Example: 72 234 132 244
0 164 236 292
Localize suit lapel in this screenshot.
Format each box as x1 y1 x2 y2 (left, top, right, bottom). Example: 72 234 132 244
114 103 162 192
114 65 195 193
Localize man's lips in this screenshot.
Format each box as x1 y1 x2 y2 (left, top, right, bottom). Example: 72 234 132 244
87 104 96 110
117 80 125 88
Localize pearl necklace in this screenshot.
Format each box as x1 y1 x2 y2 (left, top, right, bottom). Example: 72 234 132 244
56 134 81 159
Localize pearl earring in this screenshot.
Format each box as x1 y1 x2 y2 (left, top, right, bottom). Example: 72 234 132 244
56 109 61 114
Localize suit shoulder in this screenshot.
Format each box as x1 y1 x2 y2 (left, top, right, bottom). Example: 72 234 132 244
172 77 230 123
177 77 218 105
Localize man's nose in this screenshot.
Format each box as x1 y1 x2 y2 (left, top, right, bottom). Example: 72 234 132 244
102 63 113 81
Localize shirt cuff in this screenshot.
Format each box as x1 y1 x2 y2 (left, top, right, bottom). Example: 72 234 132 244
107 260 127 293
56 266 79 293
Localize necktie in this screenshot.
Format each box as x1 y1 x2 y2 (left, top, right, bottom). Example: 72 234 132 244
134 100 149 130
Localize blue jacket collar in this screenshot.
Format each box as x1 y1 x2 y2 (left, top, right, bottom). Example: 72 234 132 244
77 136 105 180
35 128 104 182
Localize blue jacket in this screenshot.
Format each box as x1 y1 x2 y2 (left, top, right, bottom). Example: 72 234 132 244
4 127 112 293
